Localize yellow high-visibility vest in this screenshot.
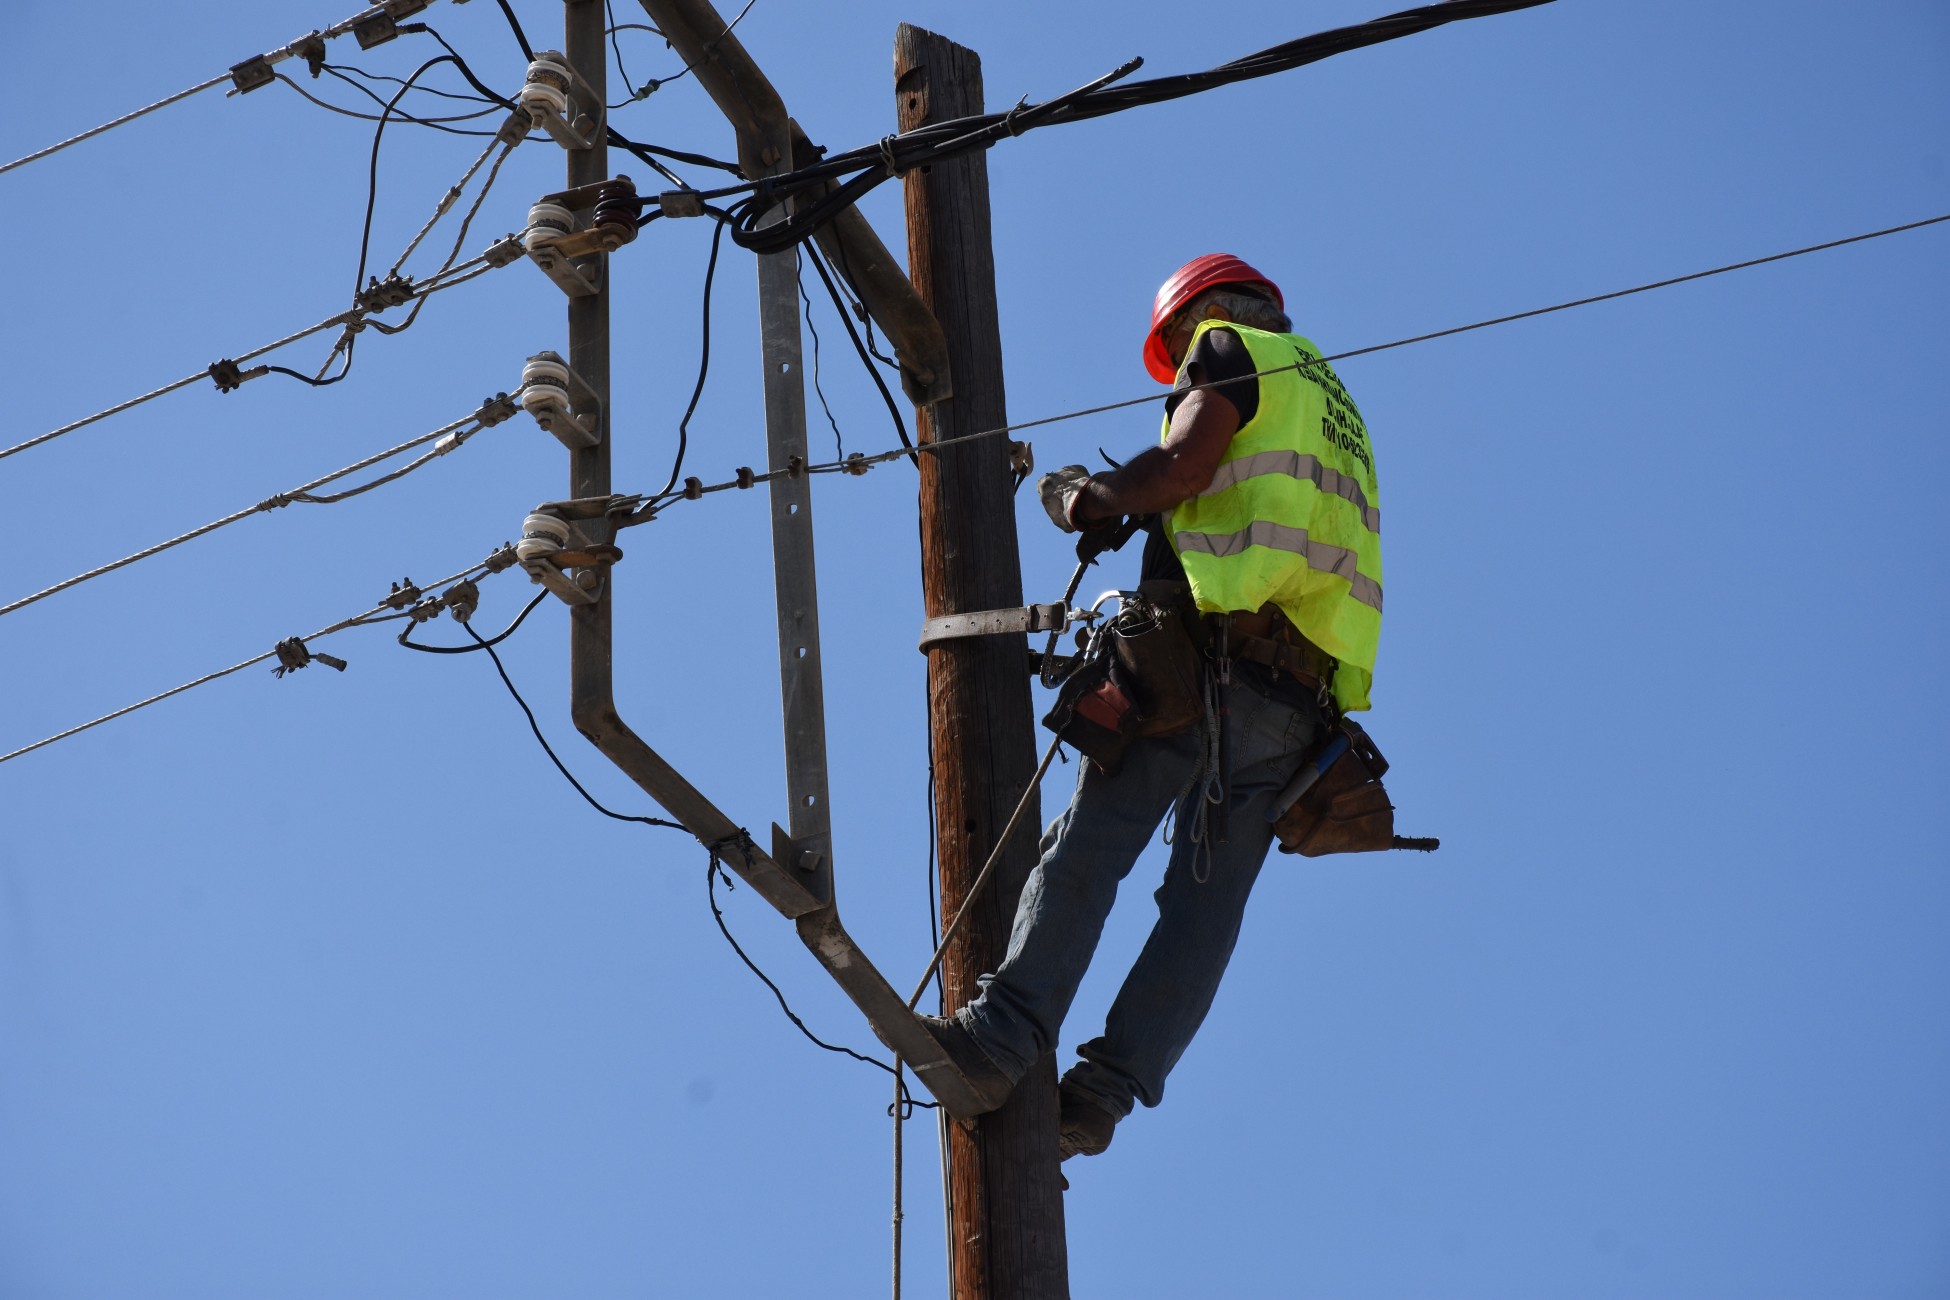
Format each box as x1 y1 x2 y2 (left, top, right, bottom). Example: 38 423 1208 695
1165 321 1383 713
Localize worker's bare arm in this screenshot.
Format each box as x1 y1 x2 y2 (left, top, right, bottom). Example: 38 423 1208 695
1070 388 1241 526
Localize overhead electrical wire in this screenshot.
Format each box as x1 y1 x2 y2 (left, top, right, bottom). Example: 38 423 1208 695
685 0 1560 256
0 0 460 178
3 141 524 463
655 217 730 500
0 75 231 177
0 400 514 621
613 208 1950 525
0 555 509 766
425 577 934 1107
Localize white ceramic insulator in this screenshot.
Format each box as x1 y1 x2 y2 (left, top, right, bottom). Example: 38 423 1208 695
520 383 569 422
524 202 573 254
521 355 571 408
516 512 571 564
519 78 569 127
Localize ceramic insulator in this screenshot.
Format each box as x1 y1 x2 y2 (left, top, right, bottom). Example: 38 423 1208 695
516 512 571 564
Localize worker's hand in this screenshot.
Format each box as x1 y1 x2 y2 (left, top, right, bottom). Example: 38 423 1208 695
1037 465 1092 533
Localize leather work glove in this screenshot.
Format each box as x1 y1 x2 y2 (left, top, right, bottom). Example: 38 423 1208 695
1038 465 1092 533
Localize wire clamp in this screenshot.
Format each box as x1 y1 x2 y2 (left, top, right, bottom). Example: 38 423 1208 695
228 54 278 95
843 453 870 476
482 234 526 268
683 477 704 500
474 391 518 428
442 578 480 624
519 51 603 151
1008 440 1034 491
354 273 416 312
520 352 601 449
381 578 423 611
288 32 328 77
657 189 706 219
207 358 268 394
271 636 346 678
735 466 756 489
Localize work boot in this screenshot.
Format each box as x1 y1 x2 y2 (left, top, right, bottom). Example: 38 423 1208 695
1057 1085 1119 1160
915 1013 1015 1115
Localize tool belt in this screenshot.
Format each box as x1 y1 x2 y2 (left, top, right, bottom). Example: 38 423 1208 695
1040 581 1205 773
1212 606 1337 700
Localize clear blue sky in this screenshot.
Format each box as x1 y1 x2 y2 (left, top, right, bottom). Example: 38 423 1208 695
3 1 1946 1296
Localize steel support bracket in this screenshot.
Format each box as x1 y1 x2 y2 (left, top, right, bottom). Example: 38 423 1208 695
522 50 604 151
522 350 604 448
525 243 601 299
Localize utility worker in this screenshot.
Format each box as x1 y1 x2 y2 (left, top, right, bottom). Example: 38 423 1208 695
919 254 1385 1160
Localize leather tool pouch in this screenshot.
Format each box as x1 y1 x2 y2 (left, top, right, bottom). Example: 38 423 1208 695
1272 719 1399 857
1041 653 1138 775
1113 582 1207 739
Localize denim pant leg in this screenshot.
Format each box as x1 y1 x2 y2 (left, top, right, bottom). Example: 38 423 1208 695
956 725 1206 1080
1063 676 1319 1117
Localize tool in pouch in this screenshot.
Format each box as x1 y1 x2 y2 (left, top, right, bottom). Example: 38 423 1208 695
1040 577 1208 777
1267 717 1440 856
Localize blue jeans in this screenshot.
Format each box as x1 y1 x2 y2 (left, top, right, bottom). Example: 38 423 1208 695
957 664 1323 1117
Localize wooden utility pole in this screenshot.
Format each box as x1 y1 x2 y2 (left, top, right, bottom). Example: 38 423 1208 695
897 25 1070 1300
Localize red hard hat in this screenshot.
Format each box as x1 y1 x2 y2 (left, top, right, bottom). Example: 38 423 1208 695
1143 254 1283 383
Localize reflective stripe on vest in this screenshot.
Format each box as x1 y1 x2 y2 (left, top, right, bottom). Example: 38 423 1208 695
1197 450 1382 535
1165 320 1383 712
1174 522 1384 612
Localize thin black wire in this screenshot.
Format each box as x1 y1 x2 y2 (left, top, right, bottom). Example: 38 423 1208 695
827 238 904 374
416 12 740 183
705 855 935 1113
605 0 637 103
696 0 1557 254
796 253 846 460
657 217 728 499
398 590 548 654
617 209 1950 527
261 347 357 389
318 60 502 106
279 71 506 136
657 0 762 91
802 241 914 458
495 0 537 62
464 619 686 832
352 56 458 326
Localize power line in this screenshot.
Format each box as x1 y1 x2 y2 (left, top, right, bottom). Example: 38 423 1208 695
278 70 509 135
0 0 462 178
696 0 1559 255
1 237 519 464
0 554 511 766
0 74 231 177
615 208 1950 523
0 397 515 621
